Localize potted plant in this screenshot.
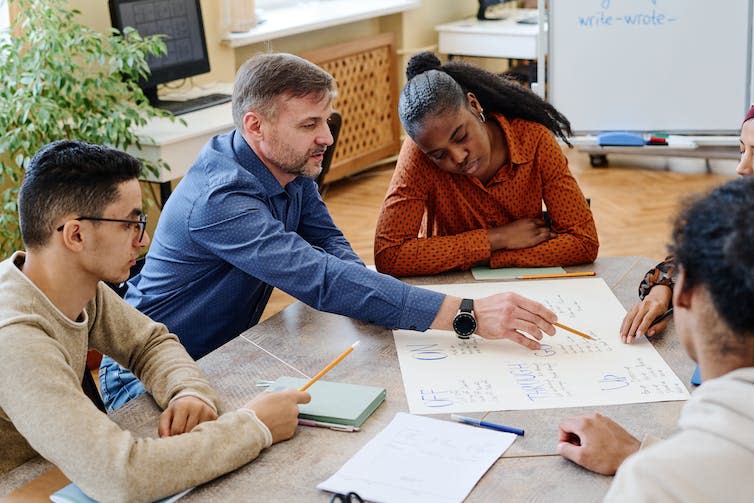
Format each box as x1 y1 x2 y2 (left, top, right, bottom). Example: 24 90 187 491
0 0 173 256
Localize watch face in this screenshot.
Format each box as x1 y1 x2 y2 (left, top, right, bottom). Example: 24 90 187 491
453 312 476 338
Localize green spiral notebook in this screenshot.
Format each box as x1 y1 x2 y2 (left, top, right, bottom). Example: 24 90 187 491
270 376 386 428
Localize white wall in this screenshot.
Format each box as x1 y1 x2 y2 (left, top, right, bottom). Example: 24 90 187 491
0 2 10 31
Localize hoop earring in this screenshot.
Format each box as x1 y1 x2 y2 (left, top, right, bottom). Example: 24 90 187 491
479 111 486 123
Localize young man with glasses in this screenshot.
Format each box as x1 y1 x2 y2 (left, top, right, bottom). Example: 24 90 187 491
100 52 560 409
0 140 309 501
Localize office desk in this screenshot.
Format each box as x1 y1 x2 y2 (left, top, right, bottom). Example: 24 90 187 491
130 84 235 201
0 257 694 502
435 9 540 60
132 104 232 184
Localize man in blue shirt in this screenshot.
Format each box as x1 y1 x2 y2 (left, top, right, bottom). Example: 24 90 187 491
100 53 558 409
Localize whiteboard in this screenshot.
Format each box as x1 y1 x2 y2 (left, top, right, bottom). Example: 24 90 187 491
547 0 753 134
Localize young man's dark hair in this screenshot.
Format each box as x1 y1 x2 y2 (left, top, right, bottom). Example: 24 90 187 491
19 140 141 249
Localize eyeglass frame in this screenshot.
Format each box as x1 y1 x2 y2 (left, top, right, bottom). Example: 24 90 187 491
330 492 364 503
56 215 148 243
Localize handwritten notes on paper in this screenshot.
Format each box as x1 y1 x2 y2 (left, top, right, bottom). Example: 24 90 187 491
318 412 515 503
577 0 678 29
394 278 690 414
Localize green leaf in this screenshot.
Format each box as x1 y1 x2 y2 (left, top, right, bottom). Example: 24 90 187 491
0 0 179 255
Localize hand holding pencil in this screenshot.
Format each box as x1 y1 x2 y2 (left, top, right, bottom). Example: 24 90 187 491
246 342 359 442
244 388 311 443
472 292 558 349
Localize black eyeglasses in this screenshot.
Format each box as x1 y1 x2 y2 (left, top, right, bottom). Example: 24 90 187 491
330 492 363 503
56 215 148 243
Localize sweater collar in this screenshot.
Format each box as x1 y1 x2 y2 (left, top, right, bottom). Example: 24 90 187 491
4 251 89 327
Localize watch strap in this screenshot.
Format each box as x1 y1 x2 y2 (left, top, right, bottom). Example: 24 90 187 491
460 298 474 313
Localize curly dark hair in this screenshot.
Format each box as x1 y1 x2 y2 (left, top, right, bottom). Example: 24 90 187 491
399 52 573 146
670 177 754 336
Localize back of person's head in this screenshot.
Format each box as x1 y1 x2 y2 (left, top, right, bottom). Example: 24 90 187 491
399 51 572 145
670 177 754 338
19 140 142 250
232 52 336 130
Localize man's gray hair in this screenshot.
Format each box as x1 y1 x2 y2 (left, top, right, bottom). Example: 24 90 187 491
232 53 337 129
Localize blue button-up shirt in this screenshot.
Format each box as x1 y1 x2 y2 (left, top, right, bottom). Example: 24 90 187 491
126 131 443 359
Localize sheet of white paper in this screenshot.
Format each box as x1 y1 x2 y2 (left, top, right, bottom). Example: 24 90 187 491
395 279 690 414
317 412 515 503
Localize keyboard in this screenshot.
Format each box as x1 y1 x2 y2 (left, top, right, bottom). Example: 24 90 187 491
157 93 232 116
517 14 539 25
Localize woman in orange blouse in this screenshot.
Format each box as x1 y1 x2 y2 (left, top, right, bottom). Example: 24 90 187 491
374 52 598 277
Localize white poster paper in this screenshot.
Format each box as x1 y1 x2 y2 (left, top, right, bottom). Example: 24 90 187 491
395 279 690 414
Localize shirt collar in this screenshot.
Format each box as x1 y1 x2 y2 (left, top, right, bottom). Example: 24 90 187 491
231 129 288 197
490 113 533 167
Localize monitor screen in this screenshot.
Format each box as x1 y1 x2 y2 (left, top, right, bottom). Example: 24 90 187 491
109 0 210 106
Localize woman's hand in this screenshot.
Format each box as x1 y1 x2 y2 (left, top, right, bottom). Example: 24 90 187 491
487 218 556 251
619 285 672 344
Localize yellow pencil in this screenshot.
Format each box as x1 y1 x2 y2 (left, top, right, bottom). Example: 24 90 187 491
299 341 360 391
516 271 596 280
553 322 595 341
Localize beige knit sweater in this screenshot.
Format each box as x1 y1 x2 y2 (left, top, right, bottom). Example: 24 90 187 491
0 252 271 503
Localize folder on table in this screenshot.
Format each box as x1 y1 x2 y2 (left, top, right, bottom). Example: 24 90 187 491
471 266 566 281
270 376 386 428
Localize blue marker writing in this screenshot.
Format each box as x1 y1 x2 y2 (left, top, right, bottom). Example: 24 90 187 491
450 414 525 436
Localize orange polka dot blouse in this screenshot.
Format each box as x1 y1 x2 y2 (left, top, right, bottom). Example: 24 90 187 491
374 114 599 277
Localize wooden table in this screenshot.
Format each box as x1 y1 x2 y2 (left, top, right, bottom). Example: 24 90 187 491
0 257 694 502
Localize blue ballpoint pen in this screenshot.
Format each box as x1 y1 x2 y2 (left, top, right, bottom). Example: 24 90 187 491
450 414 525 436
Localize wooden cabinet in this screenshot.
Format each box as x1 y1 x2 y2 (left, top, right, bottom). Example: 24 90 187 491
303 33 401 184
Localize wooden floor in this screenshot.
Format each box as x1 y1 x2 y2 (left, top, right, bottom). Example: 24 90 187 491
260 149 734 320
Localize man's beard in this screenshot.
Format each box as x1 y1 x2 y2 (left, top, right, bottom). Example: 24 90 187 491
275 146 327 179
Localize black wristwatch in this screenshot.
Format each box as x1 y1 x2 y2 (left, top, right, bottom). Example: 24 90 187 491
452 298 477 339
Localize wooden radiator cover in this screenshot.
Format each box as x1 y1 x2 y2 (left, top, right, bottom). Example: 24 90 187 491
302 32 400 184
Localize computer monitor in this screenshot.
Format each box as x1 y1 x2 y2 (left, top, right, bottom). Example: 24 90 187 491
109 0 229 114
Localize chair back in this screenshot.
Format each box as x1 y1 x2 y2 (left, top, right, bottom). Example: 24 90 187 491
316 111 342 190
